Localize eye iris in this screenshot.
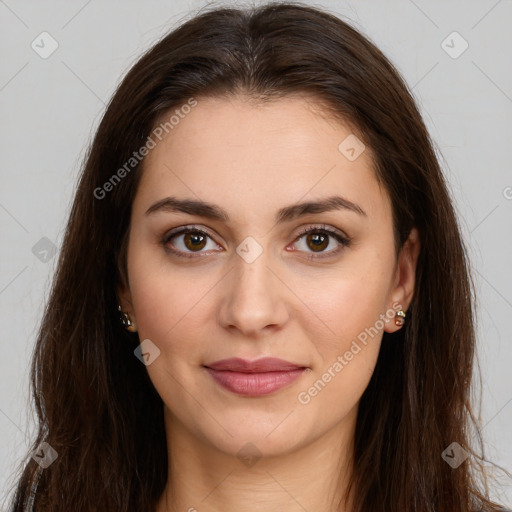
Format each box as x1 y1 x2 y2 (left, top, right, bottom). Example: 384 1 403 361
307 232 328 252
184 232 207 251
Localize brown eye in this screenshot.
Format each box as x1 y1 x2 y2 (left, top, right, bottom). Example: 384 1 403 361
162 227 221 258
291 225 350 259
305 232 329 252
183 232 207 251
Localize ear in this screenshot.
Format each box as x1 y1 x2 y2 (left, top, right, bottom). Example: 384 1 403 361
116 278 135 318
384 227 420 333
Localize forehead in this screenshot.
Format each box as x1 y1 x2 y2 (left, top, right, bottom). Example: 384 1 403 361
134 94 389 225
147 93 369 166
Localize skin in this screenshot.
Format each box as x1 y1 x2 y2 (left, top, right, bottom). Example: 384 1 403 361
118 93 420 512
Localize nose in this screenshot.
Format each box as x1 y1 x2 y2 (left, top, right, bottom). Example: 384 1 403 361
218 243 290 338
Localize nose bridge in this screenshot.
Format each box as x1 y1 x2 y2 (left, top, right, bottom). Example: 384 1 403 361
234 241 272 296
220 236 289 335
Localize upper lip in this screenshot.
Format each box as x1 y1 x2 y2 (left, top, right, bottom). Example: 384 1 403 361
204 357 306 373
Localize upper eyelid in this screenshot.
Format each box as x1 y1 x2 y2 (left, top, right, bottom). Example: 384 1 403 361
163 224 218 243
294 223 349 240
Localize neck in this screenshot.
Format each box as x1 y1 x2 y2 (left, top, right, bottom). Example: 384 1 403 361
156 406 357 512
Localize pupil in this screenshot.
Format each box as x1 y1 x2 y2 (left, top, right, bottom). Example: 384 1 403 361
309 233 327 251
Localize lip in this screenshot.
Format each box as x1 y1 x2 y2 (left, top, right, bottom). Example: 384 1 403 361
205 357 305 372
204 357 308 397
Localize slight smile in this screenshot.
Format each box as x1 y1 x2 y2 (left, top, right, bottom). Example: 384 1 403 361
203 357 309 397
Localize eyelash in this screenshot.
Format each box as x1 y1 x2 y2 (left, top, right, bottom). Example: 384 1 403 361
161 224 350 261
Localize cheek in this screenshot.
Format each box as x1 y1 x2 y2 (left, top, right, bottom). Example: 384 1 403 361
296 256 393 405
296 283 386 423
131 274 215 358
310 284 385 391
126 239 200 343
304 262 392 355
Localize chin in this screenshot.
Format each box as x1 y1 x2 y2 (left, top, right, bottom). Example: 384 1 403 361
193 415 311 459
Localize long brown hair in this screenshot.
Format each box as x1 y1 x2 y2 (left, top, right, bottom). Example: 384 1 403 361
6 2 510 511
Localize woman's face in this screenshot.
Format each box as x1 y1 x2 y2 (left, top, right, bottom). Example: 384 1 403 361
119 94 419 459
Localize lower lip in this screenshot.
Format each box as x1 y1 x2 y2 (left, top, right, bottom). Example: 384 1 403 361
204 367 306 396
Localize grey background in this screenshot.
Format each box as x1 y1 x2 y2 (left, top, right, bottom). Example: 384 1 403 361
1 0 511 508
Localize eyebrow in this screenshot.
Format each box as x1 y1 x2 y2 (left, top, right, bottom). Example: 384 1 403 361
145 195 367 223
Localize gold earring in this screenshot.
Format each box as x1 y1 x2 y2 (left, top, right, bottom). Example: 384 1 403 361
395 309 406 327
118 305 137 332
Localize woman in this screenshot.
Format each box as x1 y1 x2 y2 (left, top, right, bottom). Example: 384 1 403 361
6 2 510 511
